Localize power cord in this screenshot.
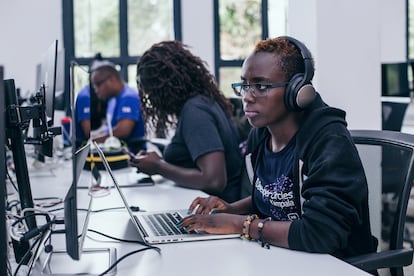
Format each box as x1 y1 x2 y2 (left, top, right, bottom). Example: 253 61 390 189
47 206 144 213
86 228 161 276
87 228 149 245
98 247 161 276
12 229 51 276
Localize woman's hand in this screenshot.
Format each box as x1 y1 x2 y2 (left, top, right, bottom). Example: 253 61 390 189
188 196 234 215
129 151 162 175
179 213 244 235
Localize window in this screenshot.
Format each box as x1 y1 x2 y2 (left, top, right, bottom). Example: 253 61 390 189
62 0 181 109
213 0 288 97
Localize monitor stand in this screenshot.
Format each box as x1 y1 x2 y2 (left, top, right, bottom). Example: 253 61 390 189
32 247 117 276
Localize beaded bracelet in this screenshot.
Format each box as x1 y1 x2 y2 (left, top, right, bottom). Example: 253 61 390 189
257 217 272 249
242 214 258 240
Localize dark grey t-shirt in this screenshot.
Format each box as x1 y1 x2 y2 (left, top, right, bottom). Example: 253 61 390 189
163 95 243 202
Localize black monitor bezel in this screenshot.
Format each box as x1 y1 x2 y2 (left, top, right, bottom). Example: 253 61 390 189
0 66 8 276
381 62 411 97
64 143 91 260
34 40 59 161
40 40 59 126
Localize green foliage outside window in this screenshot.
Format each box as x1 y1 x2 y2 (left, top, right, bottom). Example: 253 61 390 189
128 0 174 56
219 0 262 60
74 0 120 57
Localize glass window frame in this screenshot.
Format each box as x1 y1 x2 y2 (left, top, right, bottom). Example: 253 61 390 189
213 0 269 86
62 0 182 114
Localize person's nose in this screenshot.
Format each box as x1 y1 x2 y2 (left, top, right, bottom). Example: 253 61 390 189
242 88 255 103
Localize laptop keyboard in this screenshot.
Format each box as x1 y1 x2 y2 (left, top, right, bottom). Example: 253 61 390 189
144 212 187 236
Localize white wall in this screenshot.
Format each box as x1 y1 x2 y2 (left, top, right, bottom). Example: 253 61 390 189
380 0 406 62
181 0 215 71
288 0 383 130
0 0 408 130
0 0 63 98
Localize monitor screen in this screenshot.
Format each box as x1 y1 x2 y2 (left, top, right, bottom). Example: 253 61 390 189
64 143 91 260
0 66 8 276
40 40 59 126
381 62 410 97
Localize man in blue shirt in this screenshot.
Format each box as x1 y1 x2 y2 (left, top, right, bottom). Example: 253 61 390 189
76 60 146 153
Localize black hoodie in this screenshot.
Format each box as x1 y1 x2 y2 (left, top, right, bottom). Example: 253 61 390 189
245 93 378 259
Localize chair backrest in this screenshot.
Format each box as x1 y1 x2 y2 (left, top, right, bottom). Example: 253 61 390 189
350 130 414 260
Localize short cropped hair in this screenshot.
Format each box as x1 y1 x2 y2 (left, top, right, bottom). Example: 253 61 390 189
254 37 312 81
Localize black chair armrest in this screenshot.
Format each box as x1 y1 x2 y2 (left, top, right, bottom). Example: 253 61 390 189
345 248 413 272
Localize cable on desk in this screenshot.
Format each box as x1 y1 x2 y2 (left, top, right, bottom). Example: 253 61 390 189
6 199 20 212
6 169 18 193
47 206 135 213
87 228 150 245
33 197 63 208
12 237 40 276
98 246 161 276
12 229 50 276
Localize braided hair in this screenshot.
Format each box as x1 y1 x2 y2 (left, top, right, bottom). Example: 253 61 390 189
136 40 233 131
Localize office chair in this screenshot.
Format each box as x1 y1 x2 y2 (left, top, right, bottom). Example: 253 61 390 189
345 130 414 276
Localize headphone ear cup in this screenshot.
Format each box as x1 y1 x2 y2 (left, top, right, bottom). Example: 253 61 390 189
284 73 316 111
284 73 303 111
296 84 316 109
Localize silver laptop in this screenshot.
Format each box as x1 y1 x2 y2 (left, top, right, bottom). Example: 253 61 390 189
92 141 240 245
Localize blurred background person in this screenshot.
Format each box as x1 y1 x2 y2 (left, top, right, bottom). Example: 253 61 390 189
87 58 146 153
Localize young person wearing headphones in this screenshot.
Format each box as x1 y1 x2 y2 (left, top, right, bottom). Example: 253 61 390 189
178 36 378 260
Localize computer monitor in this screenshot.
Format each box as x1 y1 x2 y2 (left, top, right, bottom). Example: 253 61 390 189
33 40 61 161
64 143 91 260
40 40 59 126
54 48 65 111
381 62 411 97
0 66 8 276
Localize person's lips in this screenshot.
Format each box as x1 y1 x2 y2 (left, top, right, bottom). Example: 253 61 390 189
244 109 258 118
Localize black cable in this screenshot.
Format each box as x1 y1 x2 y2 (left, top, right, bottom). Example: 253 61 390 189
46 207 64 213
6 200 20 212
26 230 52 275
47 206 129 213
87 228 148 245
12 212 51 227
98 247 161 276
34 197 63 208
6 170 18 193
90 207 126 213
12 236 42 276
33 196 61 201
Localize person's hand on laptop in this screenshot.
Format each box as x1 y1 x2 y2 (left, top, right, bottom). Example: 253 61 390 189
179 213 244 235
188 196 233 215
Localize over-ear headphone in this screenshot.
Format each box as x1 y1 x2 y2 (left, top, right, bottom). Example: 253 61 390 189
280 36 316 111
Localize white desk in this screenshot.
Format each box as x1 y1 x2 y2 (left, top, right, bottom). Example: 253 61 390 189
24 164 370 276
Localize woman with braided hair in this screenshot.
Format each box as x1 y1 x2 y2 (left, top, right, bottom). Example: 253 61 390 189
130 40 243 202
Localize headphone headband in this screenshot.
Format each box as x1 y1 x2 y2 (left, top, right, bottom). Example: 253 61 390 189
278 36 316 111
279 36 314 85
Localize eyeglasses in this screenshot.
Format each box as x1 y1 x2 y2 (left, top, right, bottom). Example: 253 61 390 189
231 82 288 98
92 75 111 90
